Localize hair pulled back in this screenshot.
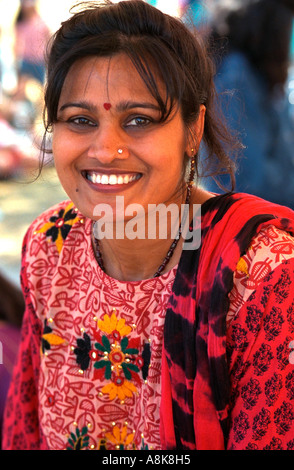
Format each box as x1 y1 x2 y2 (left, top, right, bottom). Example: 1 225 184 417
44 0 238 186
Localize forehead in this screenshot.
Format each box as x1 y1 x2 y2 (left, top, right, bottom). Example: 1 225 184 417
59 53 163 106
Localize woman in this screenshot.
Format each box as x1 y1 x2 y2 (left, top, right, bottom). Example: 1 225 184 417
3 0 294 450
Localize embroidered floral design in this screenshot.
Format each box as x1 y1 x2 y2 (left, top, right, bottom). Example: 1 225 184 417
74 332 91 371
141 438 149 450
36 202 80 253
94 311 140 377
97 438 107 450
93 311 142 400
236 256 249 276
101 376 138 401
141 342 151 380
105 425 135 450
66 426 90 450
73 310 148 401
41 319 65 355
94 334 140 379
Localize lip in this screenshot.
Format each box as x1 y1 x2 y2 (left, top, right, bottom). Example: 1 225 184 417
82 170 142 192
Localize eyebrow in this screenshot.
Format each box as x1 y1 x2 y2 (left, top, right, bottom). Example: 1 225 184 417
58 101 98 113
58 100 160 113
116 100 160 112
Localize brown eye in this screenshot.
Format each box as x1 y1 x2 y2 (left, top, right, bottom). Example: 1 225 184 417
126 116 151 128
70 117 96 127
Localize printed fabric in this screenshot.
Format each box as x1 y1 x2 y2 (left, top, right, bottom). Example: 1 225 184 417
2 193 294 450
160 192 294 449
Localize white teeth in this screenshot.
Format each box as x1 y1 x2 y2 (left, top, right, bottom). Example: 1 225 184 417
117 175 124 184
109 174 118 185
101 174 109 185
86 172 140 185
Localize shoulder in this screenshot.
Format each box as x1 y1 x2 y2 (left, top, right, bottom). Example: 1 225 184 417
202 192 294 232
228 224 294 324
21 200 89 317
23 199 86 257
197 192 294 287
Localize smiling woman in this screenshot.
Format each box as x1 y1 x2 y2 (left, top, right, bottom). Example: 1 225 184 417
3 0 294 452
52 53 193 222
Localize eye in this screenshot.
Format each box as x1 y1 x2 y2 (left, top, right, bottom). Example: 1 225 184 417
69 116 97 127
126 116 152 128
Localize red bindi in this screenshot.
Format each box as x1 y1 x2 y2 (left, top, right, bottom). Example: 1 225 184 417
103 103 112 110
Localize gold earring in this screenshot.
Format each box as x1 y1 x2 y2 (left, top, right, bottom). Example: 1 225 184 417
188 154 196 187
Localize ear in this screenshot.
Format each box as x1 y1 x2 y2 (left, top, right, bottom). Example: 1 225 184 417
186 105 206 157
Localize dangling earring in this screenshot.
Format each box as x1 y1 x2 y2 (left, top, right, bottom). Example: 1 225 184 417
188 148 196 188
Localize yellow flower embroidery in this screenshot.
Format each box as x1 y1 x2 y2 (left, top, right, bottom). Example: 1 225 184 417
236 256 249 276
101 377 137 401
98 309 132 337
105 425 135 450
42 332 65 346
41 319 65 355
36 202 80 253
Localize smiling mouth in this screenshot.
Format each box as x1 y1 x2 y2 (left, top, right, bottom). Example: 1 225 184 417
84 171 142 185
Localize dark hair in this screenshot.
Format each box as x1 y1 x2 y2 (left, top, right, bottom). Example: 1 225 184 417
208 0 294 91
43 0 240 187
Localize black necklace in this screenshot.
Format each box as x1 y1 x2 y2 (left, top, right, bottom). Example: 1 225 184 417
93 186 191 278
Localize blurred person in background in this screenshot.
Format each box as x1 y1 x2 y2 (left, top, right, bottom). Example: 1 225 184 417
14 0 50 86
200 0 294 208
0 0 50 178
0 271 24 448
11 0 50 133
0 100 42 178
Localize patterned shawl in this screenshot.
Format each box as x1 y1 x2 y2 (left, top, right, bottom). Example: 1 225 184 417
160 192 294 449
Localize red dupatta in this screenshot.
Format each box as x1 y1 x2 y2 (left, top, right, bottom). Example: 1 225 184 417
160 192 294 450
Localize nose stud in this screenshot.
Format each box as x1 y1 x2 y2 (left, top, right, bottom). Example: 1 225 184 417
117 148 123 154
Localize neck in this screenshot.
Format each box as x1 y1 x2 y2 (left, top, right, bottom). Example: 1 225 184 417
92 185 213 281
96 236 182 281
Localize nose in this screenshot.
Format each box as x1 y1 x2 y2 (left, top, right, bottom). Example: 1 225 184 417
87 126 130 163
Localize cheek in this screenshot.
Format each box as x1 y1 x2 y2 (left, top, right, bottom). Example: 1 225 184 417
52 129 76 171
143 131 186 170
52 128 63 165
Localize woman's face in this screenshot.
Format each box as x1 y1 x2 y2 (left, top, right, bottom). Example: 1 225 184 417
52 53 204 221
